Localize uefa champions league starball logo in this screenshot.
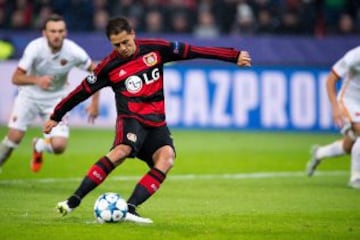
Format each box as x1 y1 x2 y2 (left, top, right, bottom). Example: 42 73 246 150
86 72 97 84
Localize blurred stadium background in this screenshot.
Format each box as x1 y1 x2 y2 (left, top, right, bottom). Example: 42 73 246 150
1 2 360 239
1 0 360 132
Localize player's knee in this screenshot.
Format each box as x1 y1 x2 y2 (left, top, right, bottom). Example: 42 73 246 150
2 136 20 148
52 145 66 154
107 144 132 165
50 137 68 154
153 146 175 171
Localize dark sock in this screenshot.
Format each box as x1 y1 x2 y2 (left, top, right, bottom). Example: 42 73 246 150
67 194 81 208
127 203 137 215
68 156 114 207
127 168 166 209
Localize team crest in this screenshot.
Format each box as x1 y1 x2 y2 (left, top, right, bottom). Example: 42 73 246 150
126 133 137 143
86 72 97 84
143 52 157 66
60 59 68 66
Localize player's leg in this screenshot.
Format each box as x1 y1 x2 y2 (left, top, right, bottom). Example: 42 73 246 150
57 151 128 215
31 122 69 172
349 122 360 189
56 117 137 216
307 97 356 177
31 99 70 172
0 94 35 170
125 125 175 223
0 128 24 168
306 135 354 176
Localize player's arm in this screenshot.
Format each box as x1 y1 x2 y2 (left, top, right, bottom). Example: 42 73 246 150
44 67 108 134
164 41 251 66
44 83 93 134
12 41 54 89
326 70 343 128
12 67 53 90
86 62 100 123
186 45 251 66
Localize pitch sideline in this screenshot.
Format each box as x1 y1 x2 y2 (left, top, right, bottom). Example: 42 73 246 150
0 170 347 185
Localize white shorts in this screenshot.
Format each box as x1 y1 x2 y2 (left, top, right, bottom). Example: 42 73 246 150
339 97 360 123
8 92 69 138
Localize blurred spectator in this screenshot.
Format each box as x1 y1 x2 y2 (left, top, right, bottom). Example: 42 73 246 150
335 13 357 35
193 10 219 38
168 11 192 33
256 8 277 34
110 0 143 19
91 0 110 31
0 0 358 36
32 5 53 30
10 0 33 30
110 0 143 31
93 0 108 10
231 1 256 35
197 0 213 13
143 9 164 34
276 9 303 35
93 8 109 31
165 0 195 33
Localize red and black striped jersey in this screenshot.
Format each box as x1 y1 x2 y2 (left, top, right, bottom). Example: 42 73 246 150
51 38 240 127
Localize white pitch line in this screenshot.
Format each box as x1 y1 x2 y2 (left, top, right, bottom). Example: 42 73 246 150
0 171 347 185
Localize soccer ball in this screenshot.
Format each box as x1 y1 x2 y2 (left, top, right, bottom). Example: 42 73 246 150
93 192 128 223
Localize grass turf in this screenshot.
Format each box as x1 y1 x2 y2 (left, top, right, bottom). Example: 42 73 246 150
0 126 359 240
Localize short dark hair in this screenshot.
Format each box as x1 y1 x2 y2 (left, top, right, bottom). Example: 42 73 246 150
43 14 65 30
105 17 133 39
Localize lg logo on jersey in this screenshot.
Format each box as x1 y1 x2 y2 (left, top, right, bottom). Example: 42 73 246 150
125 68 160 93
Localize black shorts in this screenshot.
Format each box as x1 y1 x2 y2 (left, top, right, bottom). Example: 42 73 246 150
112 117 175 167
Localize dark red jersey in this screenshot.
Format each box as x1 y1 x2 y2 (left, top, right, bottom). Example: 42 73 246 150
51 39 240 127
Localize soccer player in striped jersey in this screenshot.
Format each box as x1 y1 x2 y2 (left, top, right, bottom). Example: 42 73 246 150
0 14 100 173
44 16 251 223
306 45 360 189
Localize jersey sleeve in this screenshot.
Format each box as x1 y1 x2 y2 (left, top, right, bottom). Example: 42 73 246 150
70 42 92 70
50 64 110 122
332 47 360 78
161 40 240 64
50 82 92 122
18 41 38 71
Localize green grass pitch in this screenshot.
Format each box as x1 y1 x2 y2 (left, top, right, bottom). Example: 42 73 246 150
0 126 359 240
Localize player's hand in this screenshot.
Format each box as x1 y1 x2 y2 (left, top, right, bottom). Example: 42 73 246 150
332 105 345 128
86 103 99 124
43 119 59 134
237 51 251 67
36 75 53 90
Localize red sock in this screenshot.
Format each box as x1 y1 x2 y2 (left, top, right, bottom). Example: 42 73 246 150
73 156 115 200
127 168 166 207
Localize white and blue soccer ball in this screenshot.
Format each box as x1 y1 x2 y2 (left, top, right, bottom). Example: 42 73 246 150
94 192 128 223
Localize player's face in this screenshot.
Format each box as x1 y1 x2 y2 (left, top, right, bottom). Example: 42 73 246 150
110 30 136 58
42 20 67 52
